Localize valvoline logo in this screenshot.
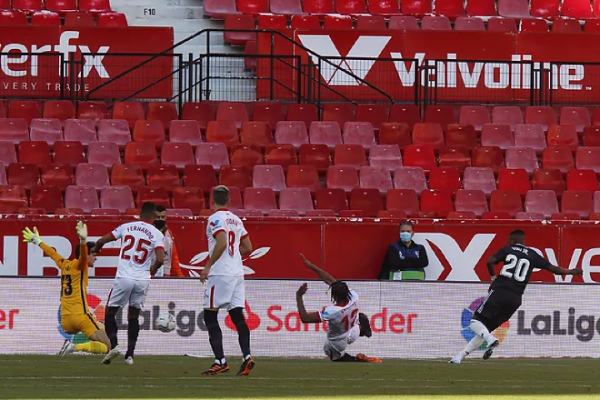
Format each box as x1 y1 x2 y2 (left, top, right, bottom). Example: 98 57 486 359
225 301 261 331
461 297 510 349
57 293 105 343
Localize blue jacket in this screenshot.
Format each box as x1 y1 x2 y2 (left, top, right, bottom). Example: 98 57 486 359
379 239 429 279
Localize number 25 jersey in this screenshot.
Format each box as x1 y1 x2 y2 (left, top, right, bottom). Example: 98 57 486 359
206 210 248 277
490 244 551 295
112 221 165 280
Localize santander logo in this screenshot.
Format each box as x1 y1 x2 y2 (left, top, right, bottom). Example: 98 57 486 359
225 301 261 331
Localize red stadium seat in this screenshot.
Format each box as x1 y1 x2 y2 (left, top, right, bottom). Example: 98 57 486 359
29 118 63 145
492 106 523 127
244 188 276 212
594 191 600 213
206 121 239 145
64 119 97 145
253 103 284 127
521 18 549 32
412 123 444 150
334 144 367 167
327 166 359 192
550 212 580 221
133 120 166 147
161 142 194 169
97 12 128 27
542 146 574 173
265 144 297 169
337 0 368 13
287 104 318 126
0 10 27 25
313 189 347 214
488 16 518 31
368 0 401 14
253 165 286 192
531 168 565 193
0 185 27 213
291 15 321 30
323 104 355 126
552 18 581 33
112 102 144 130
454 16 486 30
97 119 131 146
567 169 598 191
420 190 453 217
172 187 205 215
88 142 121 167
424 105 457 126
400 0 432 15
224 15 256 46
343 122 376 147
136 187 171 208
421 15 452 30
393 166 427 193
124 142 158 169
64 12 96 27
7 163 38 189
439 147 471 171
459 106 490 131
359 166 393 193
31 11 61 26
403 145 436 171
54 141 85 166
298 144 330 171
429 167 461 193
505 148 538 174
195 143 230 170
310 121 342 149
169 120 202 146
80 0 112 12
514 211 544 220
547 125 579 151
230 145 264 168
183 165 218 191
0 143 16 166
30 186 62 213
216 102 249 129
12 0 42 11
490 190 523 217
18 141 50 165
455 189 488 216
355 104 389 130
241 121 272 147
514 124 546 153
75 163 109 189
446 124 477 149
220 166 252 189
304 0 335 13
147 102 178 128
562 0 593 18
583 125 600 146
481 211 512 219
77 102 108 120
203 0 238 18
525 190 559 218
472 146 504 172
46 0 77 12
386 189 419 216
560 107 590 133
40 165 73 190
270 0 303 14
356 15 386 30
466 0 497 15
389 15 420 30
498 168 531 196
481 124 513 149
525 106 557 131
435 0 465 17
275 121 309 148
369 144 403 172
584 19 600 32
110 164 145 188
530 0 560 17
349 189 382 216
379 123 411 148
237 0 269 13
463 167 496 195
181 102 216 130
65 185 99 212
287 165 320 192
278 188 314 214
100 187 135 212
9 101 41 122
498 0 530 17
561 191 593 219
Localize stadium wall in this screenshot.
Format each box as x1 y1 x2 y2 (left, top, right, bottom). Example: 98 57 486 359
1 278 599 358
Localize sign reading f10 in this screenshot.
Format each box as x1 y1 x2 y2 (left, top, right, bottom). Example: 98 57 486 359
294 31 596 102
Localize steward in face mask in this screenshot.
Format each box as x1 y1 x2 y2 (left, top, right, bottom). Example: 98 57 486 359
378 220 429 280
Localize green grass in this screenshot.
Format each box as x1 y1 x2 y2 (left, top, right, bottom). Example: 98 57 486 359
1 356 600 399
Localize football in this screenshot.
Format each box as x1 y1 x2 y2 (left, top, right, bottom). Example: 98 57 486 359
156 312 176 333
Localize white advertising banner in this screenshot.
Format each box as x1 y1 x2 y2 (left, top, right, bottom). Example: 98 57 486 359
0 278 598 359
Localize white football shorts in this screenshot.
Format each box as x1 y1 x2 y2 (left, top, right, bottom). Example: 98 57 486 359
203 275 245 311
107 277 150 309
323 324 360 360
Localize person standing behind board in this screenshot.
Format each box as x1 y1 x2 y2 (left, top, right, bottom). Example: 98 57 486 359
378 221 428 280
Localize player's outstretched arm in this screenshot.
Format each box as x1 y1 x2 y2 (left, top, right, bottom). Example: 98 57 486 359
76 221 88 270
23 227 64 266
486 255 500 280
546 264 583 276
92 233 116 253
299 253 336 285
295 283 322 323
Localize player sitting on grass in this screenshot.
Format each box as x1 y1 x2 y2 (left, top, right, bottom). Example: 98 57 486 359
22 222 111 356
296 254 382 363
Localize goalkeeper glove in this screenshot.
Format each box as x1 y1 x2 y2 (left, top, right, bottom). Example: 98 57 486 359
22 227 42 246
76 221 88 241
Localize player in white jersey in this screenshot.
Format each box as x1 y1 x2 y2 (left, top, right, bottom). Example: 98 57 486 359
200 185 255 377
296 254 382 363
92 202 165 365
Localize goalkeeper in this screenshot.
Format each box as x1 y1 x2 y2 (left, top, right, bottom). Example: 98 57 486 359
23 222 111 356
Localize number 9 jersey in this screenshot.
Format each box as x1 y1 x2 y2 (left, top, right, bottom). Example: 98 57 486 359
112 221 165 280
206 210 248 277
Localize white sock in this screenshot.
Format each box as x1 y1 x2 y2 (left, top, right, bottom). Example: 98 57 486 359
216 358 227 365
470 320 497 346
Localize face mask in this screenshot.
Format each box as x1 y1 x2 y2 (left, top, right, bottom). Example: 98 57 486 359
400 232 412 243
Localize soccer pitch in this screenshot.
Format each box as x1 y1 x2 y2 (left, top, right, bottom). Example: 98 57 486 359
1 356 600 399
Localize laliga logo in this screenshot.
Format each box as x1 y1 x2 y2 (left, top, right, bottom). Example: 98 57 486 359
461 297 509 349
180 247 271 278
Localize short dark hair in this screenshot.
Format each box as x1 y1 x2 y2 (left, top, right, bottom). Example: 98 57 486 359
140 202 157 219
330 281 351 304
156 205 166 213
75 241 96 259
399 220 413 229
213 185 230 207
509 229 525 243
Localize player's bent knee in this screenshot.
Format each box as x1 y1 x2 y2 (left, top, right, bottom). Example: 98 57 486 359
90 330 111 351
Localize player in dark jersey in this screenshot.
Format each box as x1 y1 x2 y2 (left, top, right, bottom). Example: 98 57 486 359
450 229 581 364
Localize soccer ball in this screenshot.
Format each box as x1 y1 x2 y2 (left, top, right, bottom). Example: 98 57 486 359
156 312 176 333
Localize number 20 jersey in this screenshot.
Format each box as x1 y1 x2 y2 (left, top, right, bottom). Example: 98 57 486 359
112 221 165 280
490 244 551 295
206 210 248 277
